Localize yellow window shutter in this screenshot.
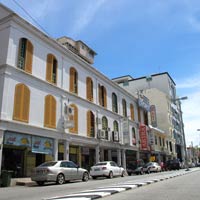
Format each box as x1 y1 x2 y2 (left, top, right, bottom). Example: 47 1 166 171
25 40 33 74
13 84 23 120
44 95 50 127
98 84 102 106
130 104 134 121
87 111 91 137
46 54 53 82
69 104 78 134
69 68 74 92
22 85 30 122
103 87 107 108
86 78 90 101
51 96 56 128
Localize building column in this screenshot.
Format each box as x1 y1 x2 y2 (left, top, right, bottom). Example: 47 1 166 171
95 145 100 163
122 149 126 169
100 149 104 161
117 149 122 166
63 140 69 160
0 130 4 175
53 138 58 161
108 150 112 160
136 151 140 160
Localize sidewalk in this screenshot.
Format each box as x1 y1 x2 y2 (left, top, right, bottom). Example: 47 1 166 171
10 177 36 187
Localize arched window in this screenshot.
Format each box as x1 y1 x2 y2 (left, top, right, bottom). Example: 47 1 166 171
132 127 136 145
69 104 78 134
69 67 78 94
44 95 56 128
17 38 33 73
130 103 135 121
122 99 127 117
86 77 93 102
98 84 107 108
46 54 57 84
87 110 95 137
102 116 108 140
113 120 119 132
13 83 30 122
112 93 118 113
138 107 141 123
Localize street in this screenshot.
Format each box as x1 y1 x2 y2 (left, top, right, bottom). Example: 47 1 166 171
0 168 199 200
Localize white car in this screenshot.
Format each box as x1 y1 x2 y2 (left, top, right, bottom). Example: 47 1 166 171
90 161 126 179
143 162 162 173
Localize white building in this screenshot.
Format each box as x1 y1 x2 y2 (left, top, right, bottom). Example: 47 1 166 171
0 4 148 177
113 72 186 162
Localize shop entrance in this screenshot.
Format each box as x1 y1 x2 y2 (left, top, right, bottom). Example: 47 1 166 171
2 147 24 178
35 153 45 166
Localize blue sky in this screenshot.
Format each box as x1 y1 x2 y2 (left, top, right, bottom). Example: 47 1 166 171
1 0 200 146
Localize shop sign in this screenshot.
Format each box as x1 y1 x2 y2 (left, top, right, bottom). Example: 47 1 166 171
138 95 150 112
139 124 148 150
4 132 31 147
150 105 157 127
32 136 53 155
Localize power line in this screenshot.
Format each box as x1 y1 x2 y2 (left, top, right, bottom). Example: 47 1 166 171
12 0 50 36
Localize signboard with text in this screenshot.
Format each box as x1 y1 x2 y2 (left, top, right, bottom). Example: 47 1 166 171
139 124 148 150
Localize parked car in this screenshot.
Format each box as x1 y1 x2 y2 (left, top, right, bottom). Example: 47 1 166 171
165 159 181 170
31 160 89 186
126 159 145 175
90 161 126 179
143 162 161 173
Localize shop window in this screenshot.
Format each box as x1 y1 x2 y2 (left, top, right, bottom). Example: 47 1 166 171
86 77 93 102
98 84 107 108
13 83 30 123
112 93 118 113
17 38 33 73
87 110 95 137
44 95 56 128
69 104 78 134
69 67 78 94
122 99 127 117
130 103 134 121
46 54 57 84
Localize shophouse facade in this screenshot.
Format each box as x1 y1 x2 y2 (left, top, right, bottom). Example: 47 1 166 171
113 72 186 163
0 4 151 177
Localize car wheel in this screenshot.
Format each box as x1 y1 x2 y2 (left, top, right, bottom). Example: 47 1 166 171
128 172 132 176
121 170 126 177
36 181 44 186
82 172 89 182
57 173 65 185
108 171 113 179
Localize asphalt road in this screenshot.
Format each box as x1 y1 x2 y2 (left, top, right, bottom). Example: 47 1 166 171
0 169 199 200
103 169 200 200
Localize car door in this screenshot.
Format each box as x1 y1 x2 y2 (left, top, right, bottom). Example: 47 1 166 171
67 161 81 180
60 161 72 180
110 161 120 176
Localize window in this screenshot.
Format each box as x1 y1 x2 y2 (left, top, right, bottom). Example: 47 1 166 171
87 110 95 137
46 54 57 84
155 136 158 145
44 95 56 128
17 38 33 73
98 84 107 108
113 120 119 132
130 103 134 121
112 93 118 113
13 83 30 123
69 104 78 134
144 111 148 125
69 67 78 94
122 99 127 117
132 127 136 145
102 116 108 140
138 107 141 123
86 77 93 102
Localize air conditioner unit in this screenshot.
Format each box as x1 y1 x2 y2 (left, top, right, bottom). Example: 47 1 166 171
112 131 119 142
98 130 106 139
64 105 74 116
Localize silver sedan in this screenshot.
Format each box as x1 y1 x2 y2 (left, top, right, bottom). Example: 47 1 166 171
31 160 89 185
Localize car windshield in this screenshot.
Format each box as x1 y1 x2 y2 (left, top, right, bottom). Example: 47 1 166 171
39 161 57 167
95 162 107 166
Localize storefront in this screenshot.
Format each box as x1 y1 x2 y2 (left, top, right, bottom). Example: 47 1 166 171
1 131 54 177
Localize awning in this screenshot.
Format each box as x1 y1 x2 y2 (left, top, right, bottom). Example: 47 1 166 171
149 125 165 134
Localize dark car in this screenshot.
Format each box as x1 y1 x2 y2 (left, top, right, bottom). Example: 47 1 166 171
166 159 181 170
126 159 145 175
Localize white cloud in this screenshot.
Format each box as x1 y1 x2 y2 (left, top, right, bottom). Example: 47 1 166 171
178 75 200 146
